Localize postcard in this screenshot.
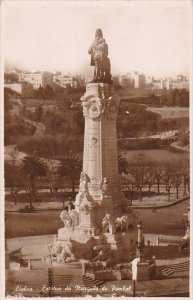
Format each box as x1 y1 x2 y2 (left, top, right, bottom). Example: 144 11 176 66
1 0 191 299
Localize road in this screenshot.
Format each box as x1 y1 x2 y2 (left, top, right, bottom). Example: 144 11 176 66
5 198 189 239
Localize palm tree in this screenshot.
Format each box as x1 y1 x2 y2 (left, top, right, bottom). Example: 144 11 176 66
118 153 129 175
20 155 48 207
57 151 82 197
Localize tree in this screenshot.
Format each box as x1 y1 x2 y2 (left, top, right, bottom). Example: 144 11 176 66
34 106 43 122
4 163 22 204
144 160 156 197
47 160 69 205
181 159 190 196
4 72 19 83
118 153 129 175
172 165 182 199
4 89 11 111
128 154 148 201
121 173 136 204
44 85 54 99
36 86 44 99
154 163 164 195
173 89 181 106
57 151 82 197
162 161 174 201
20 155 48 207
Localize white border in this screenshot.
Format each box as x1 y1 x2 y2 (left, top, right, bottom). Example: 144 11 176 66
0 1 192 300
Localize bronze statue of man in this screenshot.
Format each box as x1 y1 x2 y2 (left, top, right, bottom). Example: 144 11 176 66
88 28 112 84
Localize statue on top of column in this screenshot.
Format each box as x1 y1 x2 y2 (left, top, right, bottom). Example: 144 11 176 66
88 28 113 84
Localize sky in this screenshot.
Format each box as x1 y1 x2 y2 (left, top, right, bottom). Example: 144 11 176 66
2 1 192 78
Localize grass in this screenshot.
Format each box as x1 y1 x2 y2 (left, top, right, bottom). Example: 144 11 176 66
22 98 58 108
135 198 189 236
5 210 62 238
146 107 189 119
123 149 189 163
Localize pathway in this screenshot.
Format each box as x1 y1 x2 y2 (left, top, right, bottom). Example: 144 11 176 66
170 142 189 153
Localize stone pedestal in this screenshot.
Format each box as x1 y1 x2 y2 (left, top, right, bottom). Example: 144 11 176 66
56 82 137 262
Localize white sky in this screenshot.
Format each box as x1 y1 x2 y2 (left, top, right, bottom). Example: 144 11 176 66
2 1 192 77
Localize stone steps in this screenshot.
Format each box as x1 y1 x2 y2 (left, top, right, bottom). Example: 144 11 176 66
82 275 104 288
161 260 189 277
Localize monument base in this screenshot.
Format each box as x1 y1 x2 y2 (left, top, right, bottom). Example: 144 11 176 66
56 226 137 263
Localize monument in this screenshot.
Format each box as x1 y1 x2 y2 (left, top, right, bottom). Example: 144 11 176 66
54 29 137 263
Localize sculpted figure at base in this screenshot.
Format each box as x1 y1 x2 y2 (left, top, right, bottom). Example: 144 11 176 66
102 214 116 234
60 209 79 229
60 210 72 228
48 241 77 263
115 213 135 232
115 215 129 231
75 171 91 208
91 245 111 262
88 28 112 84
69 209 79 227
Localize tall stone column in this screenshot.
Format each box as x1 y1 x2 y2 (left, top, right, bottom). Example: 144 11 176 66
75 82 125 232
82 83 122 200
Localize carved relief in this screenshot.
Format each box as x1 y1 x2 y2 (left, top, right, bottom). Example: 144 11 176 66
81 93 120 121
91 137 97 145
101 177 110 196
75 171 96 224
102 214 116 234
60 209 79 229
81 95 103 120
79 171 90 196
89 103 102 120
80 203 91 215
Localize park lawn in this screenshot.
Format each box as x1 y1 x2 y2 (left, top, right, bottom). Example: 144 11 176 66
146 107 189 119
5 210 62 238
23 98 58 108
123 148 189 162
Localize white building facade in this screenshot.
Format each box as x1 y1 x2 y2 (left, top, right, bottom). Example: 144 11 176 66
18 72 43 89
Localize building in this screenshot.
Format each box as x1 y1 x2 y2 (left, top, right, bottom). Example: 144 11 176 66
151 79 165 90
112 73 133 88
166 75 189 90
53 72 77 88
132 72 145 88
18 72 43 89
170 81 189 90
146 76 154 85
119 73 133 88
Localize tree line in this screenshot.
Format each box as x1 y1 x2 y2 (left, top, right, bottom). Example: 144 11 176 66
5 152 189 210
120 153 189 202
